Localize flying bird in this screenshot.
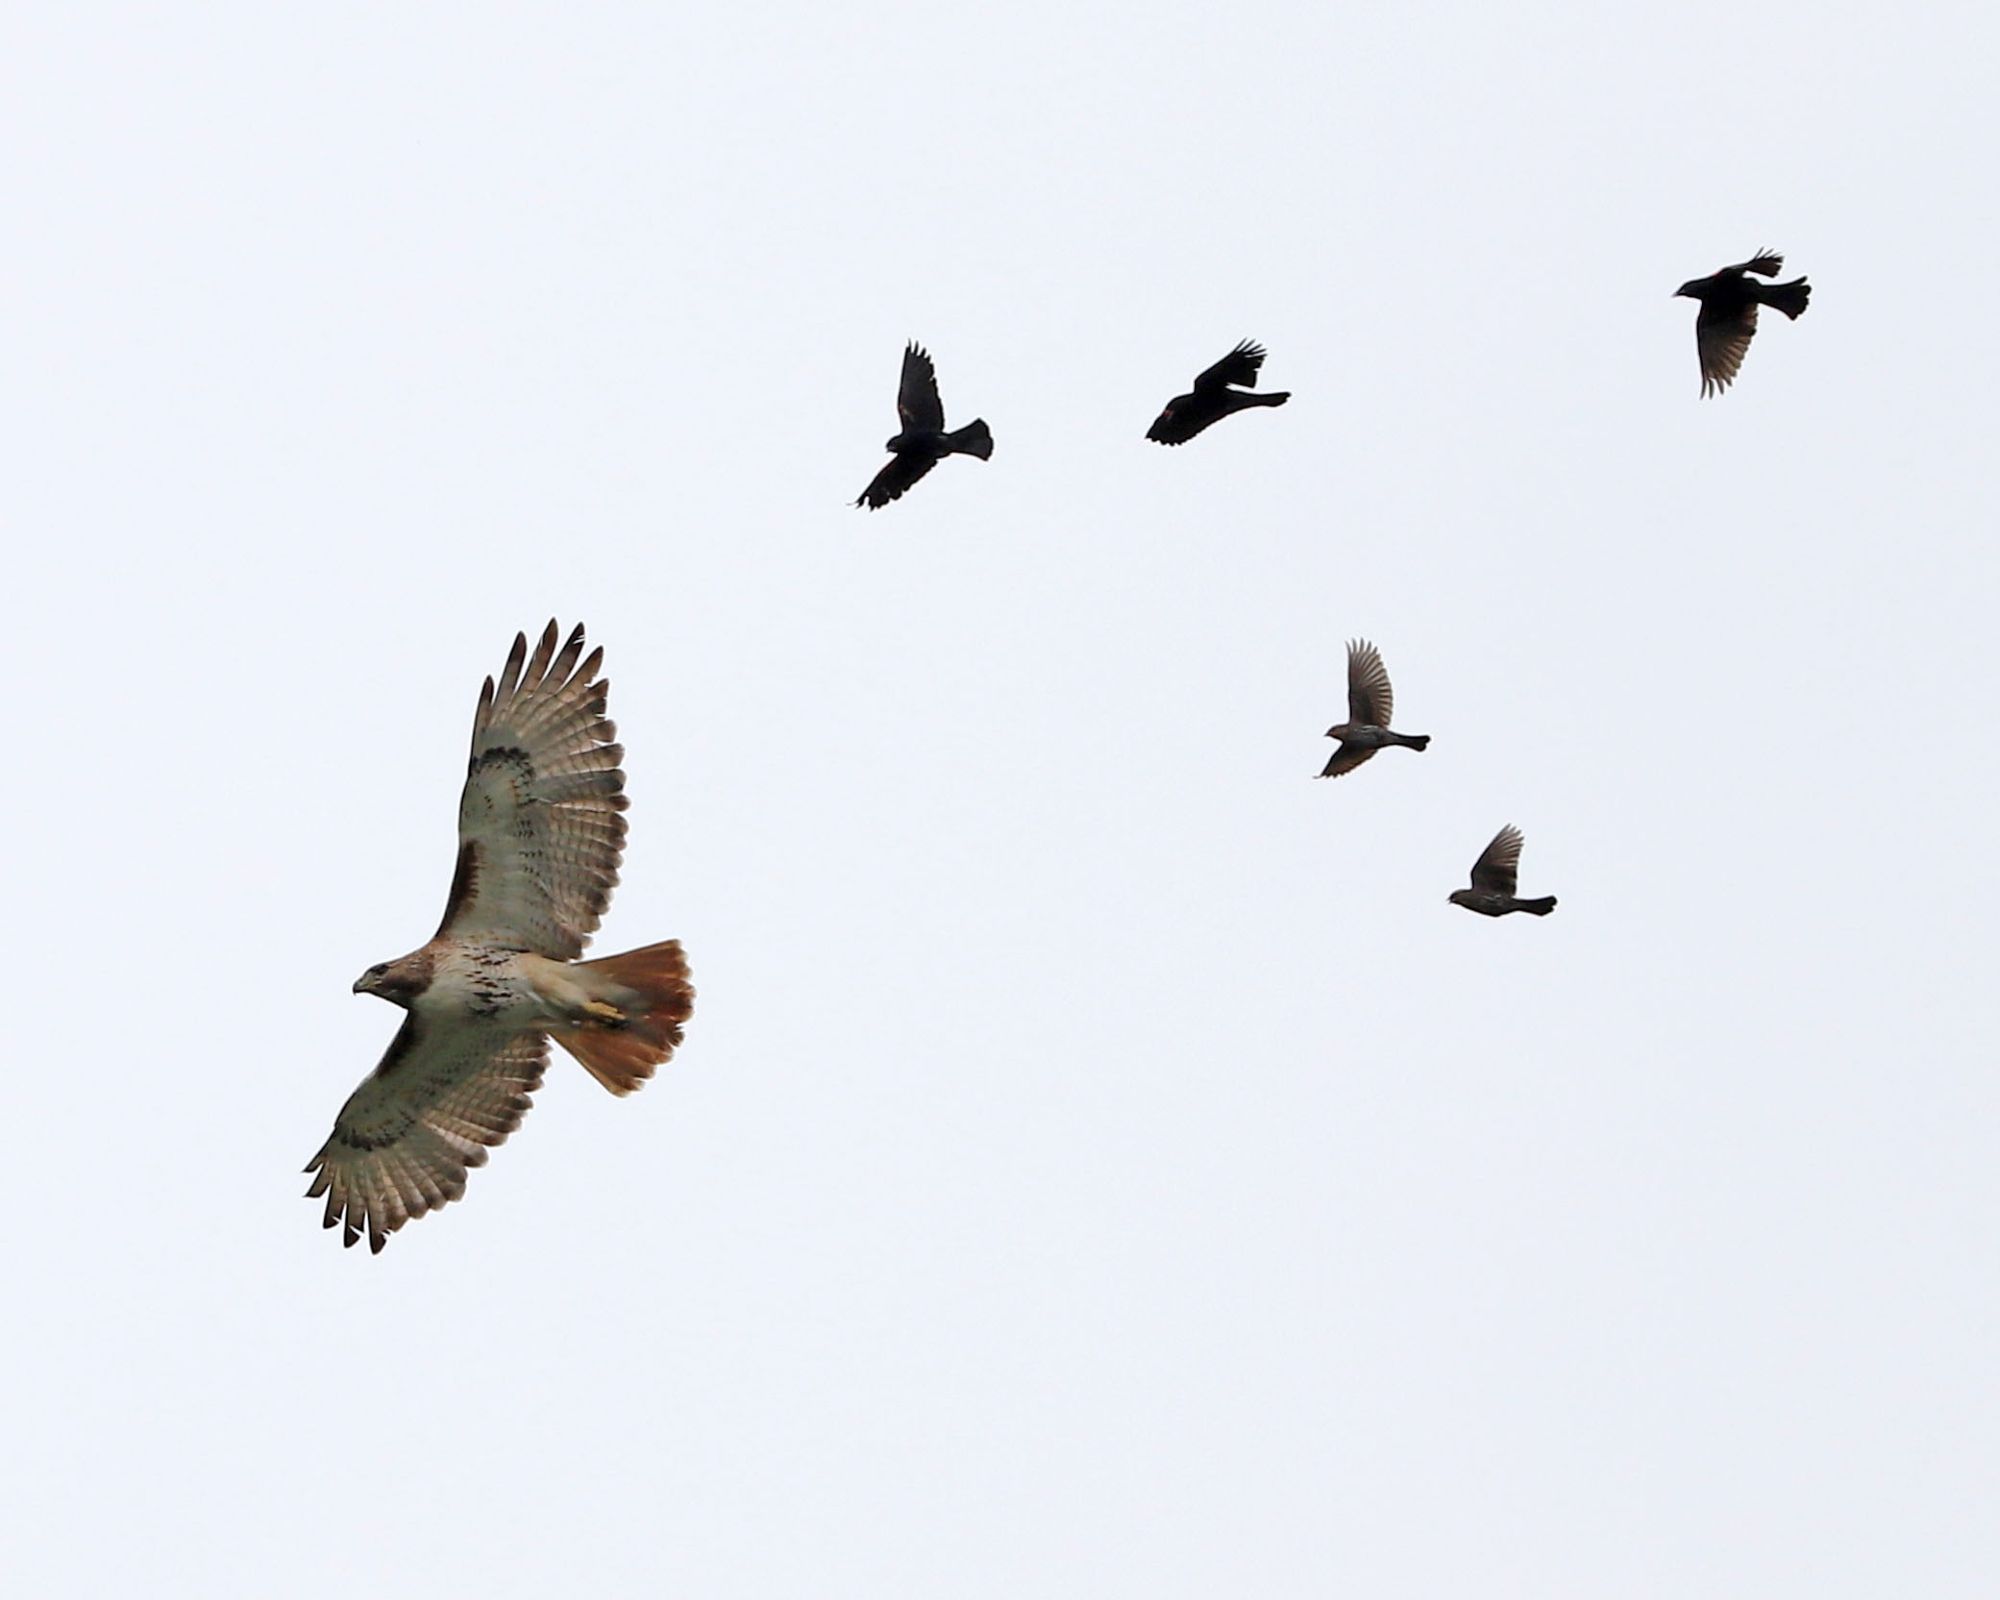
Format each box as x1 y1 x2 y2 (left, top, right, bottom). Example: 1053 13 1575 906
1675 249 1812 397
1320 639 1431 779
305 622 695 1253
1449 825 1557 918
1146 340 1290 445
855 341 993 509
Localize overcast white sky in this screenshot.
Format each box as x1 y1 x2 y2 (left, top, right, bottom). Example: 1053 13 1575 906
5 2 1997 1594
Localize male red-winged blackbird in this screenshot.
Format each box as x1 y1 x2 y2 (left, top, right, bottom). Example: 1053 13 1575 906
1675 250 1812 397
1145 340 1290 445
855 342 993 510
1319 640 1430 779
1449 825 1557 918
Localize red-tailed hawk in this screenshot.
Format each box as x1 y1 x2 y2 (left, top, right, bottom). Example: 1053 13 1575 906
305 622 694 1252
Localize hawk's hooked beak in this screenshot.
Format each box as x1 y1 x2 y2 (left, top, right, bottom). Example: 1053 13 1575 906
353 971 377 996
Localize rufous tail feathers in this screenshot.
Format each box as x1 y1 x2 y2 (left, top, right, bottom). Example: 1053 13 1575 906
553 939 695 1095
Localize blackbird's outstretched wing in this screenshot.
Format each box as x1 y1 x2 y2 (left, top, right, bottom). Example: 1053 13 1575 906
1318 743 1376 780
1192 340 1267 395
1696 300 1757 397
1346 639 1394 727
1468 825 1524 897
857 451 938 509
897 342 945 432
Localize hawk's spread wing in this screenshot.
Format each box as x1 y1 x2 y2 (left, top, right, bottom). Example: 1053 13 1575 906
897 342 945 432
304 1016 549 1253
1469 825 1524 897
1193 340 1266 395
437 622 627 959
1696 301 1756 398
1347 639 1394 727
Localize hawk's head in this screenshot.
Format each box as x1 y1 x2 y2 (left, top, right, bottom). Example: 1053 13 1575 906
353 953 432 1007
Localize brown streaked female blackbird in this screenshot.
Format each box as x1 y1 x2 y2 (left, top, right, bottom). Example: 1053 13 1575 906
1319 639 1431 779
1675 250 1812 397
1145 340 1290 444
1449 825 1557 918
855 342 993 510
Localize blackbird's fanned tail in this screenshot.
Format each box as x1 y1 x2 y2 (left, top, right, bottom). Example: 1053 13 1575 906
1761 278 1812 320
944 419 993 459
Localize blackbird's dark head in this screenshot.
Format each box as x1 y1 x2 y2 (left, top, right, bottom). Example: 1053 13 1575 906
1674 279 1703 299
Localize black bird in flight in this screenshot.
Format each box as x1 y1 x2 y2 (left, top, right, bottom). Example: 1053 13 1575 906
1320 640 1430 779
855 342 993 510
1675 250 1812 397
1146 340 1290 445
1449 825 1557 918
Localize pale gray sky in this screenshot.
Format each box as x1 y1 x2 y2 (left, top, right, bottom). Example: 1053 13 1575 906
6 2 1996 1594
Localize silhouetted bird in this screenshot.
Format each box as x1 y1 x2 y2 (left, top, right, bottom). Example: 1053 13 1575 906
855 342 992 509
1449 825 1557 918
1146 340 1290 445
1320 639 1430 779
1675 249 1812 397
